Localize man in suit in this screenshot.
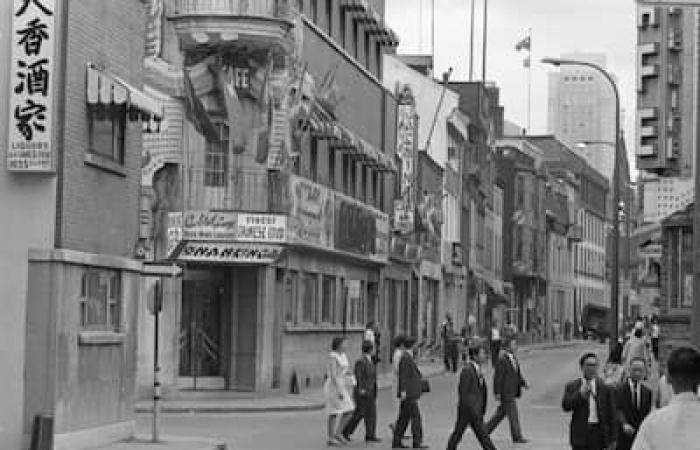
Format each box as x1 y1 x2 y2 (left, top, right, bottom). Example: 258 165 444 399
616 358 652 450
446 343 496 450
562 352 617 450
485 338 529 444
392 336 428 449
342 340 381 443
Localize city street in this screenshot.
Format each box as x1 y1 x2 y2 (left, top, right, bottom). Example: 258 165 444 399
136 342 606 450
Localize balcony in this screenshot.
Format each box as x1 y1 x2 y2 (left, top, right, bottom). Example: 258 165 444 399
637 142 657 157
183 167 269 212
169 0 295 51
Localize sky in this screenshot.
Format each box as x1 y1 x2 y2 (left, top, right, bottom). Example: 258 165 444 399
385 0 637 168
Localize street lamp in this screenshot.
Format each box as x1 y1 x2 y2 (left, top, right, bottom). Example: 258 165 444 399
542 57 622 357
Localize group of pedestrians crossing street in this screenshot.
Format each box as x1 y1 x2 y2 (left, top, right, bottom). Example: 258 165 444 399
322 316 700 449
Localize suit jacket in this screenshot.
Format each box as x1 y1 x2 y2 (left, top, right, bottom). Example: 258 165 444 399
615 380 652 449
493 351 526 400
458 362 488 417
397 352 423 401
354 355 377 399
561 378 617 447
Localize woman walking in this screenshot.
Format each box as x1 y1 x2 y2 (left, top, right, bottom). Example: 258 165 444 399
324 336 355 446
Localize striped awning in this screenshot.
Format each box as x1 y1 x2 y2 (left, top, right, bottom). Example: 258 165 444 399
87 64 164 131
339 0 399 47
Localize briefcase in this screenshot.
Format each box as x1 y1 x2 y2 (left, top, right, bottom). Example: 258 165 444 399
421 379 431 393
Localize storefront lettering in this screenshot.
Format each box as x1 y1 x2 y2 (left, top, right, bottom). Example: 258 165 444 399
184 211 236 229
178 243 282 263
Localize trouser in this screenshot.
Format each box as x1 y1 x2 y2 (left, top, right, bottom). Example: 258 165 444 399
444 342 458 372
446 406 496 450
342 395 377 439
651 338 659 361
393 398 423 447
490 340 501 367
485 399 523 441
572 423 605 450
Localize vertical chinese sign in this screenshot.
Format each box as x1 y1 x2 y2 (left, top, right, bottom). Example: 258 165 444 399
7 0 56 172
393 86 417 235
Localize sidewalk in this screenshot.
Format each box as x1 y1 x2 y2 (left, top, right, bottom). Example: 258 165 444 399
135 340 583 416
92 436 226 450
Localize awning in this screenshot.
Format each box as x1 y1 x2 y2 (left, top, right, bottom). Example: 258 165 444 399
87 64 164 132
339 0 399 47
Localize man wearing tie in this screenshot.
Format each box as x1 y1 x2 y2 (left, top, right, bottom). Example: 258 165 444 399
446 343 496 450
342 340 381 443
562 352 617 450
615 358 652 450
485 338 529 444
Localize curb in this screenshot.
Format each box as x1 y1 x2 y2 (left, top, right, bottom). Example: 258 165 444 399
92 435 227 450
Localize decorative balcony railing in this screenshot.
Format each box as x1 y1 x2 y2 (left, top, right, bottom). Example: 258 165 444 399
183 167 269 212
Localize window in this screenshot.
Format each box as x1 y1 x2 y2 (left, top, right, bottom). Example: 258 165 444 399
372 170 379 207
353 21 360 58
375 42 382 78
346 280 365 326
204 124 229 187
361 167 367 202
365 33 371 68
311 0 318 23
80 268 121 331
350 161 357 197
329 151 336 188
88 107 126 163
284 271 299 323
325 0 333 35
339 9 347 47
342 154 349 194
321 275 336 323
310 137 318 182
301 273 318 323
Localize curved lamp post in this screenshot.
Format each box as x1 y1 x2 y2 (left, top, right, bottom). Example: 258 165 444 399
542 57 621 357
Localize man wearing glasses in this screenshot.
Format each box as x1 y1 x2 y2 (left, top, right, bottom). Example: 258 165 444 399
562 352 617 450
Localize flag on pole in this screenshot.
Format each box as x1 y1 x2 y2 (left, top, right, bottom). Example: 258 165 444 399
183 68 220 143
515 35 531 52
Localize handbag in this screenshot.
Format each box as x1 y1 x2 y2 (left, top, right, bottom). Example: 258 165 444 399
421 378 430 393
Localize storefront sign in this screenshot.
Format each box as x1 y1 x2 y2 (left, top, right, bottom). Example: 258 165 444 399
372 212 390 262
178 242 283 263
287 175 334 249
394 87 417 234
236 213 286 243
335 195 377 256
166 212 183 258
7 0 57 171
182 211 238 240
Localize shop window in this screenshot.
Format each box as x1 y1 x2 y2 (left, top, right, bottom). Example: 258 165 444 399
301 273 318 323
310 137 318 182
325 0 333 35
321 275 336 324
79 268 121 331
204 124 229 187
339 9 347 47
88 107 126 164
285 271 299 324
329 151 336 189
311 0 318 23
361 167 368 202
342 154 350 194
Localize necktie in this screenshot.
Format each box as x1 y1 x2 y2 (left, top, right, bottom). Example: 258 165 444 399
633 383 640 409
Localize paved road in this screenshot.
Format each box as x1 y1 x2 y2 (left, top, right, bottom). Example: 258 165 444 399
136 342 608 450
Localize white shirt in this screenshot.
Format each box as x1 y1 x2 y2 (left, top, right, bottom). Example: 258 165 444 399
583 378 599 424
364 329 375 344
651 324 660 339
632 392 700 450
471 361 484 384
629 379 642 409
491 328 501 340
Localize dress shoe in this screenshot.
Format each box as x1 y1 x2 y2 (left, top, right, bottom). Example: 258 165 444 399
366 437 381 443
513 438 529 444
392 443 409 448
413 445 429 449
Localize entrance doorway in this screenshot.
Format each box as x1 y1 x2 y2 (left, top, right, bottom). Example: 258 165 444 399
179 268 227 389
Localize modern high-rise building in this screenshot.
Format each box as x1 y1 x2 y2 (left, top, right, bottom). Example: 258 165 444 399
547 52 616 181
639 175 694 223
636 5 698 177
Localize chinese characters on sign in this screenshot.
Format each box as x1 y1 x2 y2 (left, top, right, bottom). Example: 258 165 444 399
8 0 56 171
393 87 417 235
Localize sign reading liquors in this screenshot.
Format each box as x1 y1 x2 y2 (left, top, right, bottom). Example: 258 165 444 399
8 0 56 172
178 242 283 263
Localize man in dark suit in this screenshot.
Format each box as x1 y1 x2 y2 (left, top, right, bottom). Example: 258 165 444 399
446 343 496 450
615 357 652 450
562 352 617 450
343 340 381 443
392 336 428 449
485 338 528 444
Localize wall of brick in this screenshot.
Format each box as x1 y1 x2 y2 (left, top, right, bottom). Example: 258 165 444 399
59 0 146 258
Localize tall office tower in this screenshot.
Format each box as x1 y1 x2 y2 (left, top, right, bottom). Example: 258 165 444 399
547 52 617 181
636 5 698 177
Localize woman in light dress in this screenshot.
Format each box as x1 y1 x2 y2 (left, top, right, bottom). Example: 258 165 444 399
324 336 355 446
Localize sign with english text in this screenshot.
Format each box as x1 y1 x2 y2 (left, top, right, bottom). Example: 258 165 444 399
178 242 283 263
180 210 287 243
7 0 57 171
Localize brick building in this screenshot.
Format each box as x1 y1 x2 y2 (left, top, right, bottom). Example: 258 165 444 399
1 0 165 448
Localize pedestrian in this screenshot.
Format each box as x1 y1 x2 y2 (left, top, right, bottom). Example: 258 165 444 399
615 358 652 450
342 340 381 443
622 329 651 375
489 324 501 368
650 319 660 362
441 314 458 372
485 337 529 444
390 335 410 444
446 342 496 450
562 352 617 450
631 347 700 449
565 319 573 341
373 322 382 364
323 336 355 447
365 322 376 347
392 336 428 449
